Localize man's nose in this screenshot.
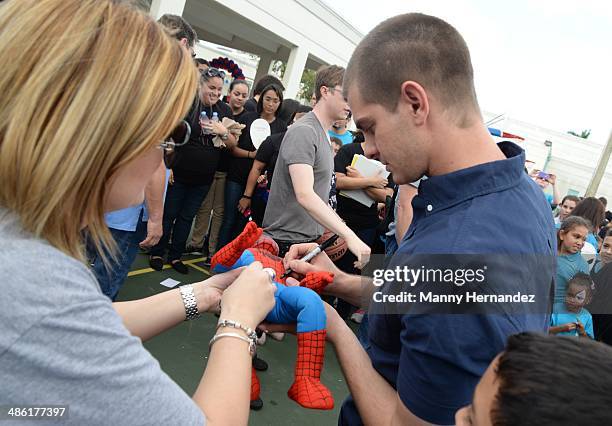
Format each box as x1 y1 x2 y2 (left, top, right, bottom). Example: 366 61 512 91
363 139 379 160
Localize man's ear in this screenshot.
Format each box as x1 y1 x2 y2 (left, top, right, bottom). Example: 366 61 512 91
179 37 189 48
399 81 429 126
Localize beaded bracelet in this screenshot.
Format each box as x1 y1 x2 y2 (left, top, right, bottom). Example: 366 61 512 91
217 319 258 342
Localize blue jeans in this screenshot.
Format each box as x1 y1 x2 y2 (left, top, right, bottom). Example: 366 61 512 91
217 180 247 250
150 181 210 261
89 214 147 301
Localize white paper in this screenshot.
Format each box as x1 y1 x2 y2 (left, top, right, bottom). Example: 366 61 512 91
160 278 181 288
340 154 390 207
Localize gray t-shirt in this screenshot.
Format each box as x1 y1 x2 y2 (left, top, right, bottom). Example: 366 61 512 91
0 208 205 426
263 112 333 241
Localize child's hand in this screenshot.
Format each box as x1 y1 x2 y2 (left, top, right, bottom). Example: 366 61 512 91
576 320 586 336
565 322 577 332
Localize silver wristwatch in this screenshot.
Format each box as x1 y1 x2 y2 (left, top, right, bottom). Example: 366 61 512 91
179 284 200 321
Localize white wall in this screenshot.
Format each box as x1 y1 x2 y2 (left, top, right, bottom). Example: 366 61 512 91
484 111 611 199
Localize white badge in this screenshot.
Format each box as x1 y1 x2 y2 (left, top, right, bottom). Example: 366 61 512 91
250 118 271 149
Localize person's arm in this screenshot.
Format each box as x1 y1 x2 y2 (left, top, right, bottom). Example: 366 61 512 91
193 262 276 426
288 163 370 262
549 174 561 205
139 159 165 248
341 165 390 203
238 159 267 214
364 186 394 204
118 263 276 425
209 120 237 149
335 172 383 190
549 323 576 334
231 146 256 159
395 184 418 244
326 306 431 425
113 268 243 342
283 242 371 307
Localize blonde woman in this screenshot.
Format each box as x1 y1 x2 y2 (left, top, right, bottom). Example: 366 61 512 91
0 1 275 425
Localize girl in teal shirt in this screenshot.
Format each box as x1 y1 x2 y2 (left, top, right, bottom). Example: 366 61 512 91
555 217 591 305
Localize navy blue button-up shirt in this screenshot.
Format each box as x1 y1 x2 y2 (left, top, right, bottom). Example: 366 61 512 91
340 142 556 425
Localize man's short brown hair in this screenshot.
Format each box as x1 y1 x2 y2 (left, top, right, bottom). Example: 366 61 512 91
344 13 478 119
315 65 345 101
158 14 197 47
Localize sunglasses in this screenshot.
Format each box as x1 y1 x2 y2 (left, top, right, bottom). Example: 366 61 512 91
202 67 226 80
158 120 191 168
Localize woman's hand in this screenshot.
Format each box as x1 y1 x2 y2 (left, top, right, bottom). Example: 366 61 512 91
193 268 244 314
209 121 228 136
219 262 277 330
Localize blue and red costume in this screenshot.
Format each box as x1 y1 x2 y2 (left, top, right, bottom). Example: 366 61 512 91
211 221 335 410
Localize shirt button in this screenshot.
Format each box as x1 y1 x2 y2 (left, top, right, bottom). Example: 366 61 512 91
426 204 433 212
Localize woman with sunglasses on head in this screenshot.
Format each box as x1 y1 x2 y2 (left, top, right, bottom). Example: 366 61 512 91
217 84 287 248
0 1 276 425
187 79 252 262
149 67 237 274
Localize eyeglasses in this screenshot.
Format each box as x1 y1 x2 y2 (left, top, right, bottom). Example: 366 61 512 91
202 67 226 80
158 120 191 168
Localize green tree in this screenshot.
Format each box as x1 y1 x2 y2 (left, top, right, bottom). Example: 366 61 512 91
298 69 316 102
567 129 591 139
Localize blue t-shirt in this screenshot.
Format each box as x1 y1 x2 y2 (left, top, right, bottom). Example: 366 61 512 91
339 142 556 426
551 302 594 338
328 129 353 145
545 192 554 205
555 252 590 304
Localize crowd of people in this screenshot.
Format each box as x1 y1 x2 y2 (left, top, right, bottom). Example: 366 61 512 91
1 1 611 425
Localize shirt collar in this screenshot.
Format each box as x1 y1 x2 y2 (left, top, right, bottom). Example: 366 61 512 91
412 141 526 215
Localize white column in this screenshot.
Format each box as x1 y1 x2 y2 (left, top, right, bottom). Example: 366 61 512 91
253 53 273 87
282 46 309 100
149 0 186 20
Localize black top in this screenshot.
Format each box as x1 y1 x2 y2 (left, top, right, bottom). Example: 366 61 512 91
227 114 287 185
172 100 232 185
255 131 286 189
334 142 393 229
215 107 248 174
244 98 257 113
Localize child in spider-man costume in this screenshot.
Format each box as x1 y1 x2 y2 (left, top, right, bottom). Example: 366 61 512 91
211 221 335 410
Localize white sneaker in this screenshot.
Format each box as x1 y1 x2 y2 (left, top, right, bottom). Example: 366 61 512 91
268 332 285 341
256 332 267 346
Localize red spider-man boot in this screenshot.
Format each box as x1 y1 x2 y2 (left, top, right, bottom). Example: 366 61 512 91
211 221 262 271
287 330 334 410
299 272 334 295
250 367 263 410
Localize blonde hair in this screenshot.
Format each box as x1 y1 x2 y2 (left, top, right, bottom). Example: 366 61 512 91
0 0 198 262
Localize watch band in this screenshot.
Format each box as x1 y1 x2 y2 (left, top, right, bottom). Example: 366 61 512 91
179 284 200 321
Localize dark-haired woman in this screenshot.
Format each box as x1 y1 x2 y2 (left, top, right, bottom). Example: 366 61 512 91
217 84 287 248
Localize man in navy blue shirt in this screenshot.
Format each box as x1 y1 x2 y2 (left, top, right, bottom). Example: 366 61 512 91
282 13 555 426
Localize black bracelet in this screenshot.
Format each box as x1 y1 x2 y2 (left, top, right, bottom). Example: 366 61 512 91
241 195 251 199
